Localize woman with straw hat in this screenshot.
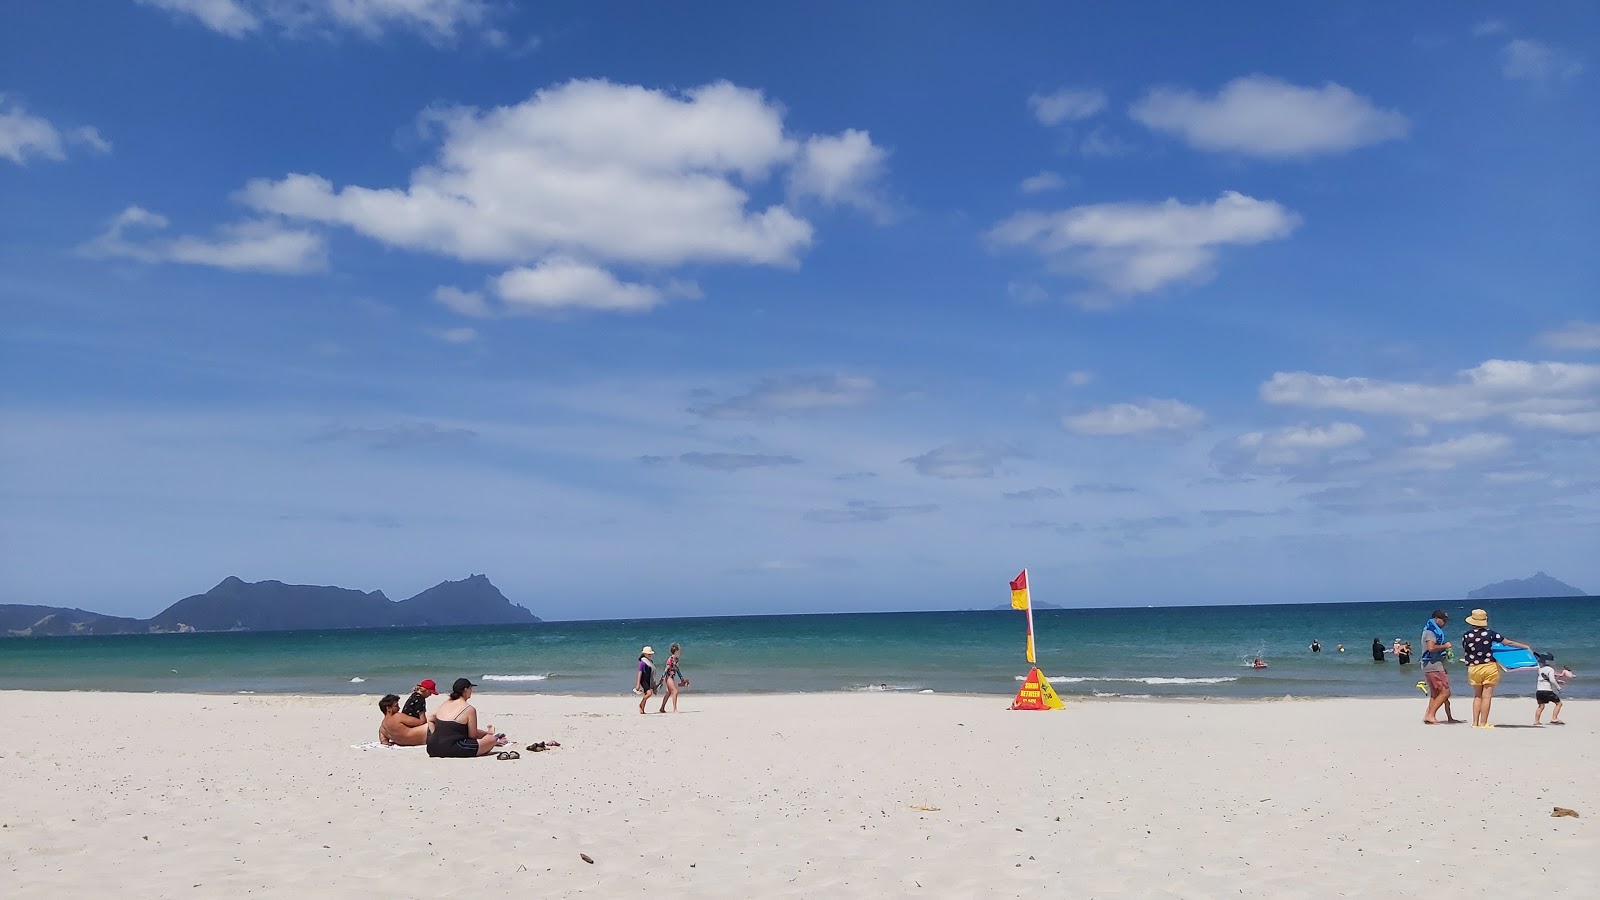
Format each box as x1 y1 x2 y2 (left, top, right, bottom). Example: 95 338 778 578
1460 608 1534 728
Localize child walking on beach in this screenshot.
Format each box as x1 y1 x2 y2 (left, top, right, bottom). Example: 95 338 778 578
658 643 688 713
1534 653 1565 725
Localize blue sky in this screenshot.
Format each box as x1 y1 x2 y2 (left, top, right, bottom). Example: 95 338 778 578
2 2 1597 620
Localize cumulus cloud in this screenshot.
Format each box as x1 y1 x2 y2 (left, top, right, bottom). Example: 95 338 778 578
1394 433 1513 472
691 375 878 420
904 443 1017 479
1501 38 1584 84
1538 321 1600 350
1130 76 1408 159
433 285 493 318
82 206 325 274
136 0 495 44
1002 487 1062 501
1028 87 1107 125
989 191 1299 301
804 500 939 524
1212 422 1367 476
678 452 801 472
239 79 887 314
1261 360 1600 433
787 129 890 218
0 96 110 164
1019 171 1067 194
1063 399 1206 437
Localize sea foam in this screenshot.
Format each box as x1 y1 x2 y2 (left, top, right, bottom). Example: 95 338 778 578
480 674 551 682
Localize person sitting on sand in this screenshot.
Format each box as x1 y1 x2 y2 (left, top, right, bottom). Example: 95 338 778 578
1460 608 1534 728
658 642 688 713
426 678 506 758
401 678 437 722
635 646 656 715
378 694 430 747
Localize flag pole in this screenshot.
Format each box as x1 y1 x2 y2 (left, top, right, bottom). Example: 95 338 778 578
1024 567 1037 666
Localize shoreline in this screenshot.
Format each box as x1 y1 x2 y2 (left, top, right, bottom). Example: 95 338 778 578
5 687 1446 703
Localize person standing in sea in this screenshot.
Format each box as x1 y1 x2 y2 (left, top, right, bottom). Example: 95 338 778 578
1420 609 1458 725
1371 638 1386 662
1460 608 1534 728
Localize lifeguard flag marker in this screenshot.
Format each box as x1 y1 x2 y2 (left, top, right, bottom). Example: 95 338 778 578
1010 666 1065 710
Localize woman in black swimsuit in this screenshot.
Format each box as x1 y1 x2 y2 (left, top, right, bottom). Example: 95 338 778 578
426 678 505 758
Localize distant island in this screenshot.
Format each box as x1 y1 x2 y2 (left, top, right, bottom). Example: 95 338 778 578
1467 571 1587 601
1 574 539 637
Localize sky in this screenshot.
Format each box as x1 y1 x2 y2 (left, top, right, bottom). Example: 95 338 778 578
2 2 1597 620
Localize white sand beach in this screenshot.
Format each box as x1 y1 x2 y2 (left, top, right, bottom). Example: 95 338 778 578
2 691 1595 898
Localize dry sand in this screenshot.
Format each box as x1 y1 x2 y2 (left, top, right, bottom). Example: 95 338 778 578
2 690 1595 898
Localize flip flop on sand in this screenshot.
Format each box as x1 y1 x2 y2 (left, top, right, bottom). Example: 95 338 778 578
526 741 561 751
496 750 520 760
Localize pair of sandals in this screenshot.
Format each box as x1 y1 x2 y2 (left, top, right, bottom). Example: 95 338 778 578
526 740 560 752
496 750 520 760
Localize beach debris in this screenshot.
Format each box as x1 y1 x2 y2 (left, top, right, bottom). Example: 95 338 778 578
912 805 941 812
1551 807 1579 818
580 853 595 864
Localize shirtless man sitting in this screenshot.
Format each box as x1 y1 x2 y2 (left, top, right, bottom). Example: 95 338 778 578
378 693 430 746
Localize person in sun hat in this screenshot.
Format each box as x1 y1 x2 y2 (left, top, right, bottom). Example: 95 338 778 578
1419 609 1459 724
634 646 657 715
1460 608 1534 728
400 678 438 723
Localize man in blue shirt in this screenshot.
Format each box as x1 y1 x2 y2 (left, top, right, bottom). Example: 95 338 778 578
1420 609 1458 724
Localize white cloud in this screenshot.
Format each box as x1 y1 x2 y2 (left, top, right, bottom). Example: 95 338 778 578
494 259 663 314
239 79 887 315
1262 360 1600 432
1395 433 1513 471
1065 370 1095 387
1019 171 1067 194
989 191 1299 301
692 375 878 420
136 0 494 43
904 443 1017 479
1064 399 1206 437
1078 126 1136 158
1501 39 1584 83
788 129 890 218
1130 76 1409 159
432 285 492 318
1215 422 1366 475
0 96 111 164
1538 321 1600 350
82 206 325 274
433 326 479 344
1028 87 1107 125
1509 411 1600 434
1473 20 1507 37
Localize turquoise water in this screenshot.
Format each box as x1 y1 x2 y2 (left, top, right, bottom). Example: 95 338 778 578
2 598 1595 700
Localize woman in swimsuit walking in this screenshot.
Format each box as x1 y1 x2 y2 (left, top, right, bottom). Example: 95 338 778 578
658 643 688 713
426 678 506 758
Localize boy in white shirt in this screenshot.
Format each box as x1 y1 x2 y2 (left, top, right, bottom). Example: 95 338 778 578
1534 652 1565 725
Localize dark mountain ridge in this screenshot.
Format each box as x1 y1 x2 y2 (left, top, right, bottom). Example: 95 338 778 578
2 574 539 637
1467 571 1586 601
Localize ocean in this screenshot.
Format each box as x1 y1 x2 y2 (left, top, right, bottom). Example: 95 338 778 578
2 597 1595 700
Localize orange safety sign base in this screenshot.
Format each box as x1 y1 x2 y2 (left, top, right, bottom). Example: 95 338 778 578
1009 666 1065 710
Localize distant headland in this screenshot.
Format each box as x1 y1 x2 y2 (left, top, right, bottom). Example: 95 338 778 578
1467 571 1587 601
0 574 539 637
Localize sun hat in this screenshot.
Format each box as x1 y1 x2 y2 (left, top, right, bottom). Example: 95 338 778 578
641 646 654 656
1466 609 1489 627
416 678 438 693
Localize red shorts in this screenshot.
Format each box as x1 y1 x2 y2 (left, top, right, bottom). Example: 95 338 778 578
1425 669 1450 693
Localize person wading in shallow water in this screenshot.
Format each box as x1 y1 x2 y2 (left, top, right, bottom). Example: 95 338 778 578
1371 638 1386 662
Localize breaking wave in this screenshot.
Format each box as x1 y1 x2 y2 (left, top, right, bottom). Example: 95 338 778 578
480 673 552 682
1015 675 1238 685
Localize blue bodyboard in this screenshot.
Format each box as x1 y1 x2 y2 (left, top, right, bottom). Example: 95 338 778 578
1491 643 1538 670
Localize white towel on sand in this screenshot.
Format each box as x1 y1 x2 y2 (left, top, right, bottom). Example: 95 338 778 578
350 741 413 750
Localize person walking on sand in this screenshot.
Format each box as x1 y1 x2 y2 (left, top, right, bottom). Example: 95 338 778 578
1460 608 1534 728
635 646 657 715
657 642 688 713
1534 653 1565 725
1420 609 1459 725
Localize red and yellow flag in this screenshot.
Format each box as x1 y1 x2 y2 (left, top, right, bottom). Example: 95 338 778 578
1009 570 1029 610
